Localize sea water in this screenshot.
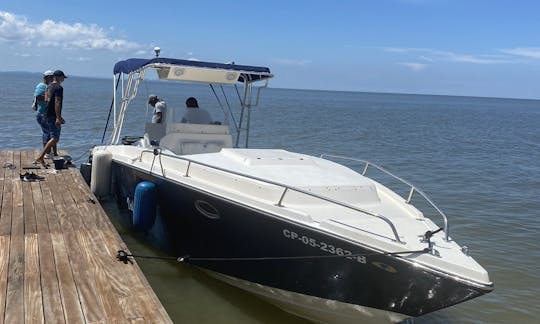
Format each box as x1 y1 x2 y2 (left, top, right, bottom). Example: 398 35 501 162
1 72 539 323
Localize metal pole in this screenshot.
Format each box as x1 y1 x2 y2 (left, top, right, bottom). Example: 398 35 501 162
245 79 253 148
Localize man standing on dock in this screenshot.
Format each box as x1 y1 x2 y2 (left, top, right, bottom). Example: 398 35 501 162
33 70 54 155
34 70 68 166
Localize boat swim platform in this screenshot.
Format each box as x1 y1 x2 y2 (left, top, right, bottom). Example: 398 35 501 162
0 150 172 323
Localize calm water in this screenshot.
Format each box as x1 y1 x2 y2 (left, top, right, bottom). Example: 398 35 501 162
1 72 539 323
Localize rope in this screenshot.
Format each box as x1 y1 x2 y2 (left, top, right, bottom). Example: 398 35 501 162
72 148 93 164
209 84 225 112
116 248 430 264
209 84 238 132
220 84 238 132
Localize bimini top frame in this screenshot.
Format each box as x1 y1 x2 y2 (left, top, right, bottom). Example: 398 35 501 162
114 58 273 83
109 57 273 146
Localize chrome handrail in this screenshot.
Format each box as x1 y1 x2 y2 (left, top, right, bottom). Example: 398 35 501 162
135 150 404 243
320 154 449 241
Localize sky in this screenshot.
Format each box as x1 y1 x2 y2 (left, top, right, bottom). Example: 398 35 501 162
1 0 539 99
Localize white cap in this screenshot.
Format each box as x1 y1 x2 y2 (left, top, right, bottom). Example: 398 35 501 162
43 70 54 76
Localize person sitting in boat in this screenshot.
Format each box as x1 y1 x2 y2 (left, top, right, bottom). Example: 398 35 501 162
148 94 167 124
181 97 212 124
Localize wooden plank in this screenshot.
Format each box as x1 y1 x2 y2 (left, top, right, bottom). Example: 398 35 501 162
47 172 77 234
0 150 11 324
21 152 39 324
47 168 107 323
75 229 125 323
5 175 24 324
40 175 62 235
0 236 10 324
0 151 14 236
54 172 86 231
24 234 44 323
12 151 21 170
0 151 6 219
35 159 85 323
50 233 85 324
60 171 100 230
91 202 172 322
22 174 37 234
31 182 49 235
61 231 106 323
38 232 66 324
63 170 135 321
20 151 31 166
31 181 65 323
55 171 128 322
96 229 170 323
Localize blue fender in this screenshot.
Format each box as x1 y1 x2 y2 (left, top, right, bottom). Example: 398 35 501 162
133 181 157 230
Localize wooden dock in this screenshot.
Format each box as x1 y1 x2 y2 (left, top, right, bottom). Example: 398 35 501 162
0 150 172 323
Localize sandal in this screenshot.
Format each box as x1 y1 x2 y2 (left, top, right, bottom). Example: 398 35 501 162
2 163 16 170
19 172 45 182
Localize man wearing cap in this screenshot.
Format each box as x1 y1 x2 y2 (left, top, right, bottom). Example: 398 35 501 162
148 95 167 124
33 70 54 155
34 70 68 165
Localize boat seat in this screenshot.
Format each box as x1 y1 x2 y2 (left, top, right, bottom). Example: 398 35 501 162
160 133 232 155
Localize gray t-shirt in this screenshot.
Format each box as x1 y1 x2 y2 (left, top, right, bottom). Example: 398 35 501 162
181 108 212 124
152 100 167 123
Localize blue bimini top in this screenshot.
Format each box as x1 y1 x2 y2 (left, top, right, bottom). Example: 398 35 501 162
113 58 272 83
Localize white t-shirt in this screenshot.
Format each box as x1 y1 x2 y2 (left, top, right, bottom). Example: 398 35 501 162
181 108 212 124
152 100 167 123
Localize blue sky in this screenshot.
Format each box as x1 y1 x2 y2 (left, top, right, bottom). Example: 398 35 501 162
1 0 539 99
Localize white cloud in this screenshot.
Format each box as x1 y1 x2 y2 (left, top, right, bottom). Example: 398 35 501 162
68 56 92 62
272 58 312 66
384 47 513 64
396 0 443 4
14 52 33 57
0 11 144 51
419 55 435 62
445 53 508 64
0 12 34 43
398 62 427 71
500 47 540 59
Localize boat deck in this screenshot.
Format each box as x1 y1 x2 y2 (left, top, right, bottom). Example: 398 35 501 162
0 150 172 323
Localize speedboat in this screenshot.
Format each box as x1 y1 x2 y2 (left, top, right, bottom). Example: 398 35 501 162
85 54 493 323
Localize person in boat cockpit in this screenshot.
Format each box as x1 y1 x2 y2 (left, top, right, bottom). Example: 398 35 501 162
148 95 167 124
181 97 212 124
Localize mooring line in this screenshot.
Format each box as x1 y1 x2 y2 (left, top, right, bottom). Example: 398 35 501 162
116 248 429 264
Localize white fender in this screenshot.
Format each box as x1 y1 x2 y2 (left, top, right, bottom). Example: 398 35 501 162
90 150 113 198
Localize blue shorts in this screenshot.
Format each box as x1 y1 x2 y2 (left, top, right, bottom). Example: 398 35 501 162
46 116 61 141
36 113 51 144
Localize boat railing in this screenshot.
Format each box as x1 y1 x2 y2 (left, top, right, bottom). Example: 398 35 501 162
320 154 449 241
137 149 404 244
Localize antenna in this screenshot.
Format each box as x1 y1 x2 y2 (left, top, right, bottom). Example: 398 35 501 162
154 47 161 57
